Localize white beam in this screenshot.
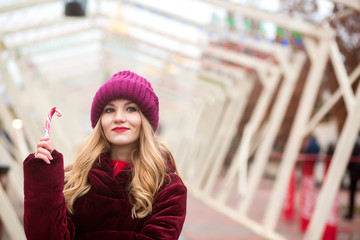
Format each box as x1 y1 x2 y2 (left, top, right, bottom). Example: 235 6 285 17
304 74 360 240
0 184 26 240
331 0 360 11
329 40 356 111
5 22 93 49
103 17 280 76
2 18 65 35
199 0 336 39
305 63 360 135
217 67 281 203
0 0 59 13
202 76 254 195
238 51 306 215
262 38 330 231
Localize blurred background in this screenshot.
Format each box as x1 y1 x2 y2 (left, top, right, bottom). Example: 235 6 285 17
0 0 360 239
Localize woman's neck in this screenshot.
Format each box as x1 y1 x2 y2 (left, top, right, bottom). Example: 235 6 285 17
110 145 134 163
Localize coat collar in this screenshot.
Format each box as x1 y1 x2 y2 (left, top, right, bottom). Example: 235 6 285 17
87 153 132 199
88 152 177 198
95 152 176 175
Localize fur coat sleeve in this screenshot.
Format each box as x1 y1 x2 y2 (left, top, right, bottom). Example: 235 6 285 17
23 150 75 240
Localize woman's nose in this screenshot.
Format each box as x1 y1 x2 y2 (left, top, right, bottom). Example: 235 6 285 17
114 109 125 122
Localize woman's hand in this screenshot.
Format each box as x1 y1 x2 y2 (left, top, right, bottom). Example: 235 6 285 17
34 137 54 164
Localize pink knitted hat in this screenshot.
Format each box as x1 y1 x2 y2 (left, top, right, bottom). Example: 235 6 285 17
91 70 159 132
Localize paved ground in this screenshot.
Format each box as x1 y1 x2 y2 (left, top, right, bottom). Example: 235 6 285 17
181 178 360 240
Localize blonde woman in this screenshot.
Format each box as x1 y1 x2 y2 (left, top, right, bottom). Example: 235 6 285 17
23 70 187 240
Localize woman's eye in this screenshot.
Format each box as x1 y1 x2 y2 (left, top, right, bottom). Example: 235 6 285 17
126 106 137 112
104 108 114 113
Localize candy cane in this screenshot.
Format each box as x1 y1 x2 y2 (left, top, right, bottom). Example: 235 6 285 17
44 107 62 138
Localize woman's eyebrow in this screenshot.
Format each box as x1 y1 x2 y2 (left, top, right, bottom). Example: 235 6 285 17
124 101 136 106
104 103 115 107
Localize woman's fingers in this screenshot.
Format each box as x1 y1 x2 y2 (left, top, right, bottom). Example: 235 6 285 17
36 147 53 159
37 138 54 153
35 137 54 164
34 151 51 164
39 137 49 141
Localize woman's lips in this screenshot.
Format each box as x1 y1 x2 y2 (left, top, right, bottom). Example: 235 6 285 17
112 127 129 133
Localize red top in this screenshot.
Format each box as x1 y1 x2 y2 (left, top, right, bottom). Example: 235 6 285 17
110 159 129 176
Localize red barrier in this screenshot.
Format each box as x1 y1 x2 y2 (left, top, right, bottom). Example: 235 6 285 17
300 161 315 232
322 158 338 240
273 151 346 238
283 169 295 222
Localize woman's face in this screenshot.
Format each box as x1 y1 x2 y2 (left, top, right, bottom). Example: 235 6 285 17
101 99 142 150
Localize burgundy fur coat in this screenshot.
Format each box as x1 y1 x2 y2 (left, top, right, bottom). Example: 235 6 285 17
23 150 187 240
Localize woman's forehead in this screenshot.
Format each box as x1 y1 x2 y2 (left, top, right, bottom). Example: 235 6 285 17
106 99 137 106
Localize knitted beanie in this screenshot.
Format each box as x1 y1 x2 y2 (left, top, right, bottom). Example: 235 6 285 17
90 70 159 132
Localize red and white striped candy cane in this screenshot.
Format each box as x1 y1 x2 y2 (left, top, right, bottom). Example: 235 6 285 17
44 107 62 138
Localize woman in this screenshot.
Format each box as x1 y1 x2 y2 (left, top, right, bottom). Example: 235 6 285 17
23 70 187 239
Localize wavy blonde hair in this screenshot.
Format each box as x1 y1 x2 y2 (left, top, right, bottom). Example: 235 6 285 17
63 111 180 218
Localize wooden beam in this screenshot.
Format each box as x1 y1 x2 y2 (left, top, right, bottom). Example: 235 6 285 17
104 14 278 71
305 63 360 135
238 51 306 215
0 0 59 13
0 183 26 240
331 0 360 11
304 73 360 240
262 38 330 231
6 25 94 49
199 0 336 39
217 66 281 203
329 41 356 111
202 77 253 195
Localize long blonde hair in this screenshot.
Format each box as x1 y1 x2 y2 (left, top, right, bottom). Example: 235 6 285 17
63 111 179 218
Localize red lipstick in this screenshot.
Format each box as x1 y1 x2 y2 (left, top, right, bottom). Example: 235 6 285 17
112 127 129 133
